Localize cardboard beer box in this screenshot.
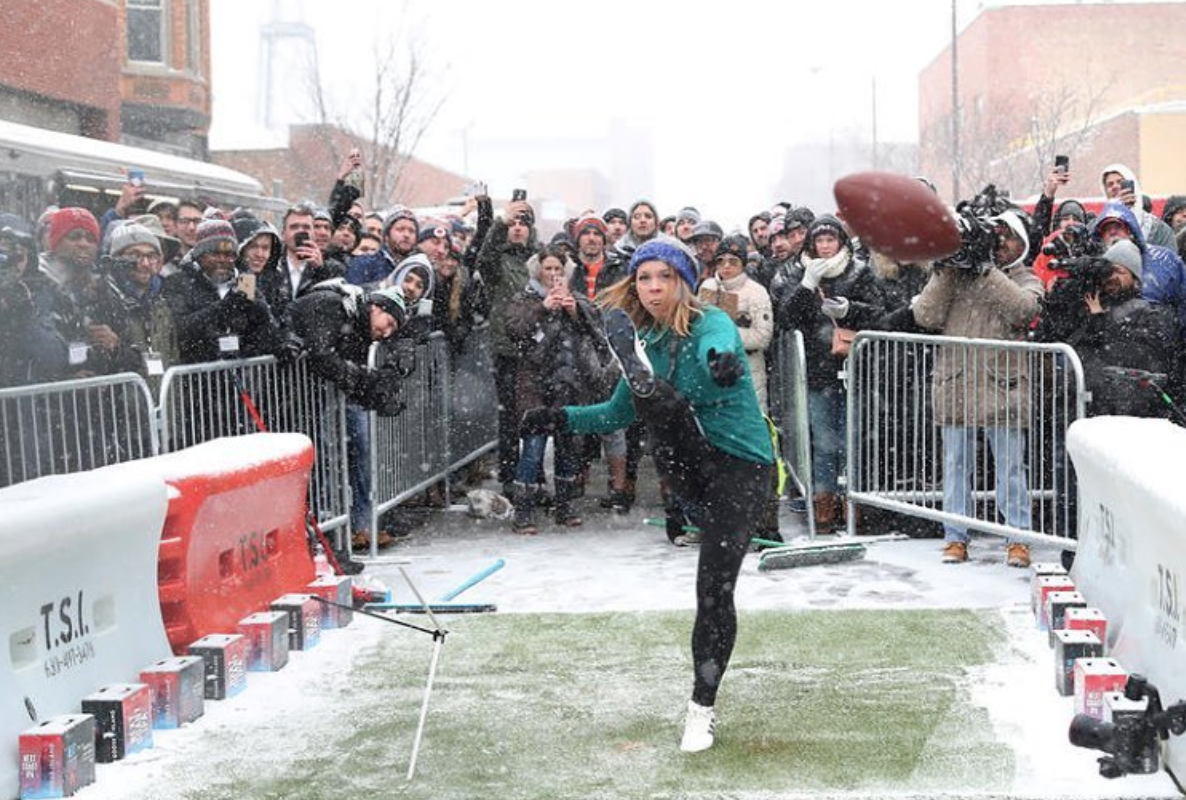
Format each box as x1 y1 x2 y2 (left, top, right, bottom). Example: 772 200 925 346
1033 573 1076 630
1064 607 1108 653
18 715 95 799
80 684 153 763
1053 629 1102 696
238 611 290 672
188 634 249 700
271 594 321 651
1074 658 1128 719
1046 590 1087 646
139 656 205 728
306 574 354 629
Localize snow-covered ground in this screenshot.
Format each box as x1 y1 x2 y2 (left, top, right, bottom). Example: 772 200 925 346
79 495 1181 799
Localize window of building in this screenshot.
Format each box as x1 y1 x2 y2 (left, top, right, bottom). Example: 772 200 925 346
127 0 166 64
186 0 202 74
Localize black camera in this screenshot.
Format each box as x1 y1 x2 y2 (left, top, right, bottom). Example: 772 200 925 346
1042 222 1095 263
939 185 1010 272
97 254 139 275
1051 254 1113 290
1069 674 1186 779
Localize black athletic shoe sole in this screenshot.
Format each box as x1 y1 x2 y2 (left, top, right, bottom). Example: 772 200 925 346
604 308 656 396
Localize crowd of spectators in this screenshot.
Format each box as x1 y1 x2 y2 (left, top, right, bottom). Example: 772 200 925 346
3 150 1185 568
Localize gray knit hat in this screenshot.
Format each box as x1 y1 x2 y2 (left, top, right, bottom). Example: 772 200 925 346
1103 239 1142 280
108 221 161 257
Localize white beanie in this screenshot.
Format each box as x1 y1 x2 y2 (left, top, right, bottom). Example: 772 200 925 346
109 222 161 257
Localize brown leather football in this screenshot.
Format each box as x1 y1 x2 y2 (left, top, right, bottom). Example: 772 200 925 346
833 171 962 262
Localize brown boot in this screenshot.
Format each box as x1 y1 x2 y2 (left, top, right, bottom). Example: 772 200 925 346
813 493 839 533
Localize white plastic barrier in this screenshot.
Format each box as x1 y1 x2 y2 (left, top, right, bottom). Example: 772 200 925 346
0 468 171 800
1068 416 1186 780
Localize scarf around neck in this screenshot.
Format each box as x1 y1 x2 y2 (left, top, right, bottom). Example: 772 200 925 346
801 250 850 281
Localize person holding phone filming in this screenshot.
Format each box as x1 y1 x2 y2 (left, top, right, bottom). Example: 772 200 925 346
1100 163 1177 250
163 218 283 364
258 203 344 324
504 244 607 533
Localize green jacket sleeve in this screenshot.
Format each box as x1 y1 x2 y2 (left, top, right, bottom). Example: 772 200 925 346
564 377 636 434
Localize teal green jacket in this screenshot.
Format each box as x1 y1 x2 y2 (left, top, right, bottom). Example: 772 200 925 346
565 306 775 465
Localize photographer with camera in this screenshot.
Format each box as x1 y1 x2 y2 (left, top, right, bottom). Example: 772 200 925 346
1089 202 1186 345
912 194 1043 567
1036 241 1179 419
102 221 179 391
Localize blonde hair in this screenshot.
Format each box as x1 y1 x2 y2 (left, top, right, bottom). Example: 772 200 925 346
597 272 702 338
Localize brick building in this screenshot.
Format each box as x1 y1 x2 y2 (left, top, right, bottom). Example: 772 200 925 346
918 1 1186 202
212 124 472 211
0 1 122 140
0 0 211 158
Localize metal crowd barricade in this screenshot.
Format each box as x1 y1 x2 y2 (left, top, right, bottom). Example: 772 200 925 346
446 324 498 472
364 332 453 557
844 331 1088 548
0 373 157 489
158 356 351 534
767 330 816 536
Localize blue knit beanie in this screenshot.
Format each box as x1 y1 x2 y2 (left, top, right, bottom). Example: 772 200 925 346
628 234 698 289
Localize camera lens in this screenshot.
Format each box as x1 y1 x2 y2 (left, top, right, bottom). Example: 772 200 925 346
1069 713 1115 752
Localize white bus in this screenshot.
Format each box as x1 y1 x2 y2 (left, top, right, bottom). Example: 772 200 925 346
0 118 287 224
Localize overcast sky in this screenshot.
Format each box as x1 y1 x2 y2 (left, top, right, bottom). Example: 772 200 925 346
207 0 1148 225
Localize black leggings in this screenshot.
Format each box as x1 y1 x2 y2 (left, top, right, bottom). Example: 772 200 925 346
634 382 772 707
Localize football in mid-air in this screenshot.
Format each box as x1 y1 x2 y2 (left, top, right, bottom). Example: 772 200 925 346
833 171 962 262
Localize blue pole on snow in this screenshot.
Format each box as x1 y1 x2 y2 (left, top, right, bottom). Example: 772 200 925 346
437 558 506 602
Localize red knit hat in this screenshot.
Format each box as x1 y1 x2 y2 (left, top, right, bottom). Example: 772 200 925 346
47 207 100 252
574 214 608 239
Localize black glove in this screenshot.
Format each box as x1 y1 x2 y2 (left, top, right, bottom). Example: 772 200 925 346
520 406 568 436
366 368 406 416
707 347 743 387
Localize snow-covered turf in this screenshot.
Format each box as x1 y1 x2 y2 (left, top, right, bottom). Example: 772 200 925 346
77 485 1181 799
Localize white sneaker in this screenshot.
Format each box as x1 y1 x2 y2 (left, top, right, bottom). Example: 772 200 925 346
680 700 715 752
604 308 656 396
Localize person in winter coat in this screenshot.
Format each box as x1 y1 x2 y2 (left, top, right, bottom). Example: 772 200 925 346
346 207 420 289
504 246 607 532
163 219 283 364
518 235 774 754
1162 195 1186 234
290 280 408 414
429 242 481 354
602 207 629 248
569 214 626 300
1099 164 1177 250
697 234 774 410
475 198 538 491
104 221 179 391
911 207 1043 568
609 200 661 265
605 199 662 503
0 215 71 387
568 213 632 512
773 215 884 532
1090 201 1186 341
231 212 282 280
1035 241 1179 419
258 205 344 327
748 211 773 260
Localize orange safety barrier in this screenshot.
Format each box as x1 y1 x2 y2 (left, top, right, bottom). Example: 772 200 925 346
145 434 317 653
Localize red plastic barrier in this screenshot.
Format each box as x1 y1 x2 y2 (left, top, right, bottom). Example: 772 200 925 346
146 434 317 653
